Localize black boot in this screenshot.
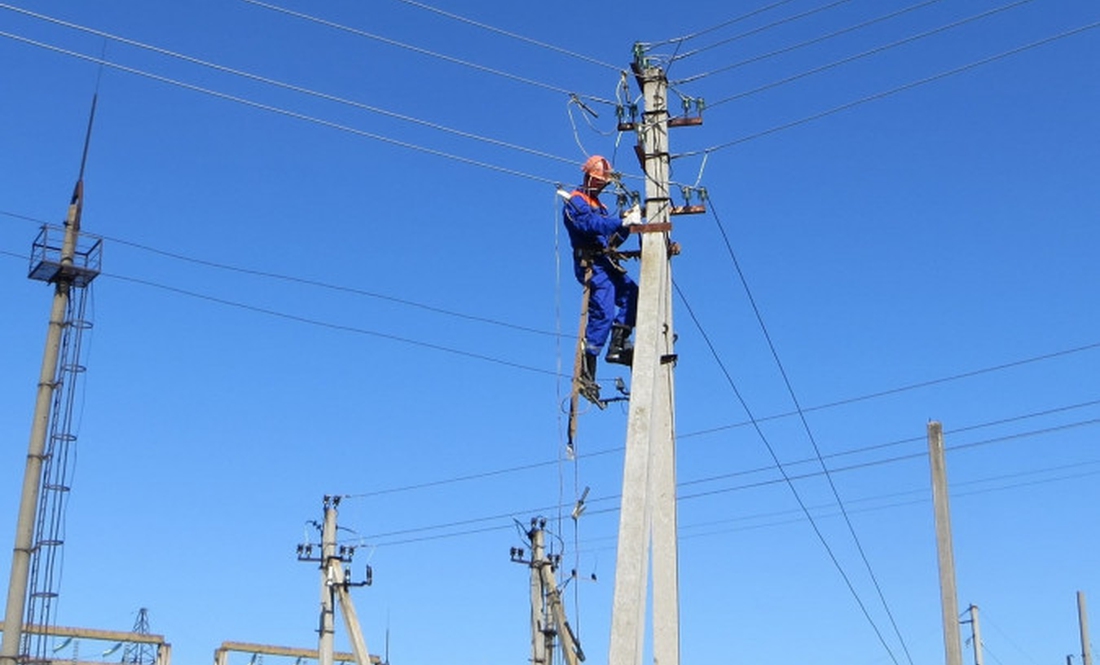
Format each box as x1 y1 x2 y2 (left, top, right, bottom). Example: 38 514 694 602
605 325 634 366
579 352 601 404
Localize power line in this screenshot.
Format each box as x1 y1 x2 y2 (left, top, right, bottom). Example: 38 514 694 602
679 418 1100 502
673 280 902 665
672 0 853 60
73 266 559 377
364 432 1100 547
0 208 563 338
672 0 946 85
684 398 1100 490
386 0 621 71
0 208 576 342
9 230 1100 505
342 447 618 499
583 462 1100 551
0 29 561 185
704 0 1036 108
336 395 1100 508
700 191 914 665
646 0 803 47
240 0 616 106
684 344 1100 440
680 20 1100 157
0 3 579 169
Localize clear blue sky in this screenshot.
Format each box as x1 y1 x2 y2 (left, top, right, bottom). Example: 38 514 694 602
1 1 1098 665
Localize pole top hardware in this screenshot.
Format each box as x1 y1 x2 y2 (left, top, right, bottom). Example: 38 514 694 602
28 225 102 286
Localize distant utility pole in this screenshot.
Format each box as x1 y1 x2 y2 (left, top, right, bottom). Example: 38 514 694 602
2 97 103 665
511 519 583 665
963 605 983 665
296 496 374 665
608 44 703 665
1079 591 1092 665
928 421 963 665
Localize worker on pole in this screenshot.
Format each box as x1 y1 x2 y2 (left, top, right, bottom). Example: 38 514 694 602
562 155 642 401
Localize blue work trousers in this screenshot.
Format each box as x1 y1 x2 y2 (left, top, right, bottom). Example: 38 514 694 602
576 259 638 354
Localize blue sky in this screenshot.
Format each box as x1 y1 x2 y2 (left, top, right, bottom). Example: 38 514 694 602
1 1 1098 665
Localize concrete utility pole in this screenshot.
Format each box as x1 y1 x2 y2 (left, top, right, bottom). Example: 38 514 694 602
965 605 983 665
297 497 374 665
928 421 963 665
319 505 337 665
1079 591 1092 665
512 519 583 665
608 47 699 665
2 98 102 665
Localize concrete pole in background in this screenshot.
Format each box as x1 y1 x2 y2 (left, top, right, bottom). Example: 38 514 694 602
1079 591 1092 665
318 503 337 665
928 421 963 665
968 605 983 665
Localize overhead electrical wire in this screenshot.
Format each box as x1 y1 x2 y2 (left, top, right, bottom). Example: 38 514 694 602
335 396 1100 504
679 20 1100 157
673 281 904 665
578 461 1100 551
386 0 621 71
0 30 562 185
688 458 1100 532
0 252 567 377
698 195 918 660
683 398 1100 490
11 209 566 337
0 4 580 169
671 0 853 61
676 418 1100 502
703 0 1037 109
645 0 803 47
360 425 1100 546
240 0 616 106
7 232 1100 507
684 342 1100 439
672 0 946 85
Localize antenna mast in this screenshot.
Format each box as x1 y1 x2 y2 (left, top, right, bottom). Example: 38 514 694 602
1 95 103 665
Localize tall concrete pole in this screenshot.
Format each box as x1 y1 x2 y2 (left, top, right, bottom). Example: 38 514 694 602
1079 591 1092 665
529 527 548 665
1 181 83 665
608 56 679 665
968 605 983 665
928 421 963 665
318 502 337 665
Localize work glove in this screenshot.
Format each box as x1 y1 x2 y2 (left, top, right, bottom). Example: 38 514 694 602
620 204 643 226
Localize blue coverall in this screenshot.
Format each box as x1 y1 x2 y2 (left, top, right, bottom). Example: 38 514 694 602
562 189 639 355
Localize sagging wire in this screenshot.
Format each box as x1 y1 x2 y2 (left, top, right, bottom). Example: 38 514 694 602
641 0 802 49
673 0 853 61
670 0 947 85
676 19 1100 159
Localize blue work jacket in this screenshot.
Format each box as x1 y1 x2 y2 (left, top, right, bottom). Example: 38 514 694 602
562 189 629 255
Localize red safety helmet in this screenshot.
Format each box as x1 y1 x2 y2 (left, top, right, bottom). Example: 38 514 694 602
581 155 614 184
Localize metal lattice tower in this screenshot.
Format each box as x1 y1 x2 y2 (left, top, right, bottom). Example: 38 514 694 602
121 610 156 665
